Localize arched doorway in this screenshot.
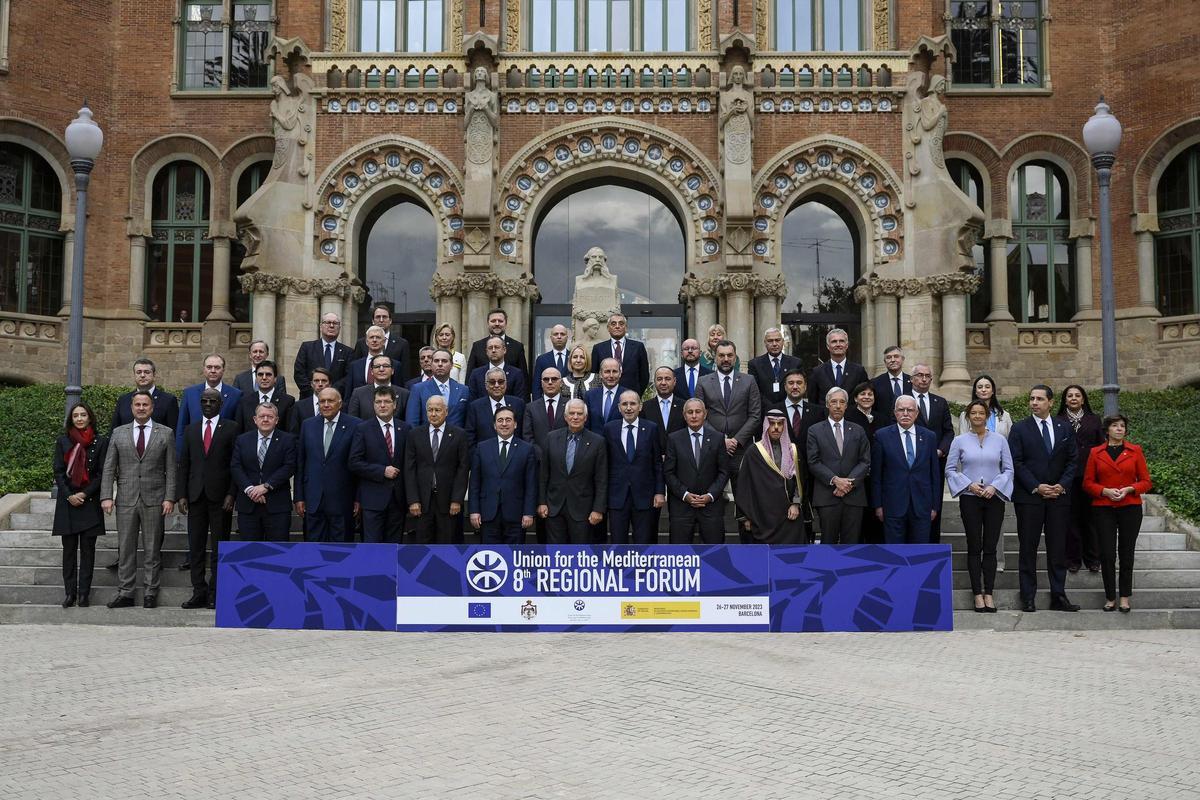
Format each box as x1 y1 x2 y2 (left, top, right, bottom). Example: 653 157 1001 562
778 194 862 370
356 195 436 376
531 179 687 367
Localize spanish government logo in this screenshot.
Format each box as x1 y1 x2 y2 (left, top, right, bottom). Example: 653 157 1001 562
520 600 538 620
466 550 509 593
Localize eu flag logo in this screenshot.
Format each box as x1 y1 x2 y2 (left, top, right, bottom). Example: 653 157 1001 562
469 602 491 618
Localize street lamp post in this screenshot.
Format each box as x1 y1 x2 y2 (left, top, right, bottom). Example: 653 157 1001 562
1082 97 1123 418
62 104 104 417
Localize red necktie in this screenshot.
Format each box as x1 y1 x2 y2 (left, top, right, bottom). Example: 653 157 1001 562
791 404 802 441
203 419 213 454
384 423 393 458
136 425 146 457
547 398 555 427
614 339 623 364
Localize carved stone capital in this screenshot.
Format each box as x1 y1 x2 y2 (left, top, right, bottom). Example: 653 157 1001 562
498 274 541 301
924 271 982 296
863 276 929 298
678 274 725 301
752 274 788 299
238 271 290 295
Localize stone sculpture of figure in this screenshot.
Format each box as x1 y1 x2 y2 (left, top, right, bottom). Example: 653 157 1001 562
268 72 314 185
582 246 614 279
572 247 621 352
720 64 755 219
464 67 498 165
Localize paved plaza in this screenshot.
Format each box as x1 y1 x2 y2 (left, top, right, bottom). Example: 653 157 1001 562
1 625 1197 800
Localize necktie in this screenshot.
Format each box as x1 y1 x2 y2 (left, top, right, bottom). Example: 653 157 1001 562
566 434 576 473
893 377 901 397
495 401 502 415
723 376 732 406
258 435 269 468
904 429 915 466
626 424 636 462
771 357 780 381
323 419 335 456
324 342 333 369
614 339 623 364
556 352 564 373
431 428 441 460
136 425 146 457
692 431 702 465
203 419 213 454
547 398 556 427
688 367 696 397
499 440 509 470
384 422 393 458
834 421 844 455
603 389 613 419
1041 419 1053 454
662 398 671 424
261 393 269 405
439 383 448 401
834 363 843 385
919 394 929 422
791 404 802 440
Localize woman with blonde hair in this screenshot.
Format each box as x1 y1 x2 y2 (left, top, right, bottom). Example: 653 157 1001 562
433 323 467 383
700 323 740 372
561 345 597 399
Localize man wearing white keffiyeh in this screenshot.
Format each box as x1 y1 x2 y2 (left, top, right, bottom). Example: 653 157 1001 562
735 408 804 544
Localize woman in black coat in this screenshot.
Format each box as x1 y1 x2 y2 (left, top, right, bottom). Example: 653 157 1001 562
52 403 109 608
1057 385 1104 573
844 382 885 543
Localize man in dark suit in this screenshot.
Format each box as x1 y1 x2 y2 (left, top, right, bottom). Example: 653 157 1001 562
747 327 802 406
806 387 871 544
523 367 568 456
870 396 942 544
347 386 410 544
696 340 761 541
345 355 409 421
466 336 528 400
606 391 664 545
673 338 712 401
643 367 685 453
111 358 179 431
1009 384 1080 613
910 363 955 543
235 359 295 434
176 388 238 609
291 368 330 434
589 313 650 395
870 345 910 424
176 353 242 454
465 367 526 449
344 326 399 397
664 399 731 544
538 399 607 544
532 324 571 399
404 394 469 544
351 304 409 381
295 387 361 543
465 308 528 376
294 312 354 398
585 358 624 433
230 402 296 542
470 407 538 545
232 339 288 396
405 346 436 389
406 349 471 427
772 369 826 543
807 327 869 406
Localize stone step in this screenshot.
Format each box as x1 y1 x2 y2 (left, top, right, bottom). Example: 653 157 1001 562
0 604 215 627
0 565 217 588
951 608 1200 631
950 587 1200 610
941 531 1186 551
0 584 205 605
8 511 306 534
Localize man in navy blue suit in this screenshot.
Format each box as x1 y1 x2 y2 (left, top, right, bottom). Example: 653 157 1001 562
293 312 354 398
532 324 571 399
230 402 296 542
111 358 179 431
348 386 410 544
585 358 624 433
176 353 242 454
469 407 538 545
1009 384 1080 613
589 313 649 395
606 391 665 545
807 328 869 406
295 387 361 542
406 349 471 427
870 345 911 424
747 327 803 406
870 395 941 544
343 326 400 397
673 338 712 401
466 336 528 400
465 368 526 449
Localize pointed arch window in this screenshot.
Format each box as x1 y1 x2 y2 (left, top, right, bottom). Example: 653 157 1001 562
0 144 64 316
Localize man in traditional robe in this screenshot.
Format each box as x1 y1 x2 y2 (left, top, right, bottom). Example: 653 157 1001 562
736 408 803 544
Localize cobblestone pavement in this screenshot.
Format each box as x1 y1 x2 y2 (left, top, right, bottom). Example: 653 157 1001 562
1 626 1198 800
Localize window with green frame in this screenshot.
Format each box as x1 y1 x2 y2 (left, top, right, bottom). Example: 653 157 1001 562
947 158 991 323
948 0 1043 88
147 162 213 323
0 144 64 316
773 0 863 51
358 0 444 52
1007 161 1075 323
228 160 271 323
180 0 272 89
1154 143 1200 318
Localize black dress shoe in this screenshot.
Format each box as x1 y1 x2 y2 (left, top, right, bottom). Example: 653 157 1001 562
206 597 216 610
1087 562 1102 573
1021 599 1037 613
179 560 191 571
77 594 90 608
1119 604 1132 614
107 595 135 609
1050 595 1081 612
62 594 76 609
984 605 997 613
1067 561 1081 574
1103 603 1116 612
181 595 207 609
143 595 158 609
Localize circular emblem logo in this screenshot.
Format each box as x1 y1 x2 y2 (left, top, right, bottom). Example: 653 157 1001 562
466 550 508 593
574 599 586 611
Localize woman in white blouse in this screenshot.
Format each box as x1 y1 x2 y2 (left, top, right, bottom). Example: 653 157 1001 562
561 345 598 399
957 374 1013 572
433 323 467 383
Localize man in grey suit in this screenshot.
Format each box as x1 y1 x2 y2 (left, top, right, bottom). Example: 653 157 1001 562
523 366 567 543
538 399 608 544
100 390 176 608
806 387 871 544
695 339 761 541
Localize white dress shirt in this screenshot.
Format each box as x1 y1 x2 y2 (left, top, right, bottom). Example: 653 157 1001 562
131 418 154 446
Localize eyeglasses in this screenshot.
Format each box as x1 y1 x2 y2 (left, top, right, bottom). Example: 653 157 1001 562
322 320 340 326
542 376 560 382
485 379 506 386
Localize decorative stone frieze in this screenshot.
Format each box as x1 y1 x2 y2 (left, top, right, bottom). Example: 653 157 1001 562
0 313 60 343
678 272 788 301
924 271 982 296
1157 315 1200 345
1017 325 1078 351
237 271 366 302
428 272 540 301
144 325 203 349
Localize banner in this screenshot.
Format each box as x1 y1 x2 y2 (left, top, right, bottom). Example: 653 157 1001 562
396 545 771 632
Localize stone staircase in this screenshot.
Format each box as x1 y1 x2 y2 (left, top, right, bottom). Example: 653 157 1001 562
1 493 1197 630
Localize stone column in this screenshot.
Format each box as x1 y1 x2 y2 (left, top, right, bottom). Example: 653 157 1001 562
252 290 277 352
724 275 753 367
984 219 1013 322
1072 233 1096 319
1132 214 1161 316
751 273 785 345
926 272 981 402
874 293 899 355
341 293 356 343
900 293 938 373
860 292 877 376
207 221 236 322
57 230 75 316
319 293 343 320
462 273 497 345
438 295 463 343
694 295 717 341
127 222 150 316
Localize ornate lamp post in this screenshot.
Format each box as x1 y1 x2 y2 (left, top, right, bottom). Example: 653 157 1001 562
62 104 104 416
1082 98 1123 417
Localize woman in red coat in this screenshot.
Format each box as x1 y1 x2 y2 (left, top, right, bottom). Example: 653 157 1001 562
1082 415 1152 613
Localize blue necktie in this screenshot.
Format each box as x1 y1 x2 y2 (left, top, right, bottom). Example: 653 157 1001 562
566 434 576 473
556 352 564 373
324 342 333 369
904 429 915 467
834 363 843 385
688 367 696 397
603 390 613 419
722 375 732 406
626 424 636 462
771 357 780 382
1041 420 1053 454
